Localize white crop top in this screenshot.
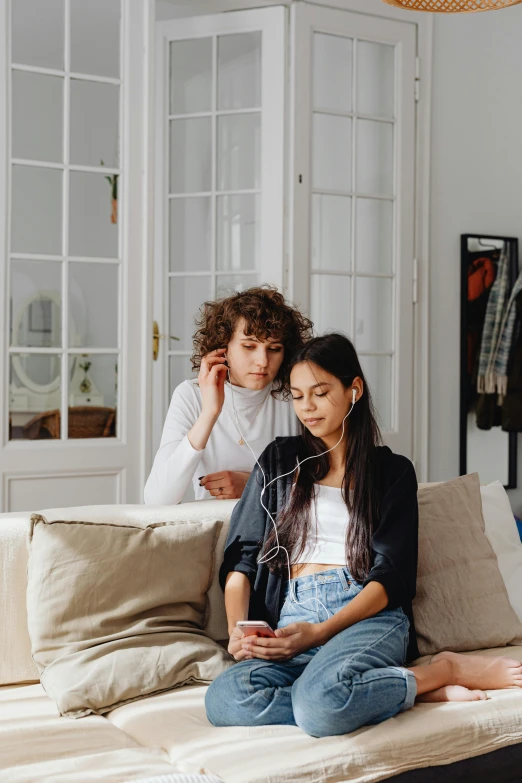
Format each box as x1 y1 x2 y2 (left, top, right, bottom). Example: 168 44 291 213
292 484 351 565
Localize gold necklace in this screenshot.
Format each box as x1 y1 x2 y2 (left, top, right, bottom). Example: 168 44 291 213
225 385 272 445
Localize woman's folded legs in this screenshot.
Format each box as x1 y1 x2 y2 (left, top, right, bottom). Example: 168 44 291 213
206 609 414 736
291 610 414 738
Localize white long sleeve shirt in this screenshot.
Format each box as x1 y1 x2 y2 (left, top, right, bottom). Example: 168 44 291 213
144 379 299 505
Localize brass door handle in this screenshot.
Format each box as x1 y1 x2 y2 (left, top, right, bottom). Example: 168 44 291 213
153 321 180 361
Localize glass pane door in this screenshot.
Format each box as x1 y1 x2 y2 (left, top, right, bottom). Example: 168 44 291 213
292 5 416 453
154 9 286 440
8 0 121 441
310 33 396 430
167 31 261 398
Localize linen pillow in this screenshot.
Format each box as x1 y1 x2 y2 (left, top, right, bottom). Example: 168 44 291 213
481 481 522 623
27 513 233 718
414 473 522 656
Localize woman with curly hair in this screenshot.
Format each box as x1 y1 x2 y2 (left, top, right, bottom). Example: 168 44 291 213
144 286 313 505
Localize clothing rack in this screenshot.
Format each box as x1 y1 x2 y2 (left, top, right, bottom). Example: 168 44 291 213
459 233 519 489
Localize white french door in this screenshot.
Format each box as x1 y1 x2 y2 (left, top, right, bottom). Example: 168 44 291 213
0 0 151 511
291 4 416 457
152 7 286 451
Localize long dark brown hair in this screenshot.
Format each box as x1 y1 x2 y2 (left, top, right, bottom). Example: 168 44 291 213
263 333 382 582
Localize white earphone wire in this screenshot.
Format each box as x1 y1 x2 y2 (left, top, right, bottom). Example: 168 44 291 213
227 370 357 622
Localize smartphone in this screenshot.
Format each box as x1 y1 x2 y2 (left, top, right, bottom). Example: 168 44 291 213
236 620 276 638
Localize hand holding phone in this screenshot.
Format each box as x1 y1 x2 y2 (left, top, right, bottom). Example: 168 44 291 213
236 620 276 638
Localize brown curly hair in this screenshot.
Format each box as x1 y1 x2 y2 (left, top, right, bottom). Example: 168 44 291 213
191 285 313 394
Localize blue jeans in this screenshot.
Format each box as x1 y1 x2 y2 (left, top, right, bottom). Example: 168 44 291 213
205 568 417 737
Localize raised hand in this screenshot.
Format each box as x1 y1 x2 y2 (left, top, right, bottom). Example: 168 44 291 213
198 348 228 419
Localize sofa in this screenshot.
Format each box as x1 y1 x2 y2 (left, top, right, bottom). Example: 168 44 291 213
1 490 522 783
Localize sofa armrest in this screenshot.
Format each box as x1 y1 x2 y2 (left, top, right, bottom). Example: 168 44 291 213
0 512 40 685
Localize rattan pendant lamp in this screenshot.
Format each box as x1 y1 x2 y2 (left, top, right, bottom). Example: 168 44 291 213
381 0 522 11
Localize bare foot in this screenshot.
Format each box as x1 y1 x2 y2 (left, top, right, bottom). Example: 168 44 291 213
431 651 522 690
417 685 487 703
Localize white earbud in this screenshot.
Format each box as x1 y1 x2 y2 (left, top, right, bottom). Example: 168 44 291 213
352 388 357 405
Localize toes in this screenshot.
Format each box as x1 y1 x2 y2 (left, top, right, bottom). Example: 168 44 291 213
420 685 488 703
459 688 487 701
449 686 487 702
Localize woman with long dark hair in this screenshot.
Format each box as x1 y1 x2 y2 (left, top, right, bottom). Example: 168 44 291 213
205 333 522 736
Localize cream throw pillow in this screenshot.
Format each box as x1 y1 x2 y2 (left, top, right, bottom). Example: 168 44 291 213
27 514 233 718
414 473 522 656
481 481 522 623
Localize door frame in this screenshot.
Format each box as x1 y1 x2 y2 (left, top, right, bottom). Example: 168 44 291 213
0 0 155 510
141 0 157 497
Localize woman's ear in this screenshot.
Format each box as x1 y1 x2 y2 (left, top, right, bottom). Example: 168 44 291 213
352 377 364 403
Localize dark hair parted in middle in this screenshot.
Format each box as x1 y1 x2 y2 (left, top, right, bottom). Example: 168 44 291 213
191 285 313 395
263 333 382 582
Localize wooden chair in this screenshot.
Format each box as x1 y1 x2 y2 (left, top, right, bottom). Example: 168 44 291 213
23 409 60 440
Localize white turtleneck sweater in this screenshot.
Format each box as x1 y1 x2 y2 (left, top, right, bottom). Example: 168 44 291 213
144 379 299 505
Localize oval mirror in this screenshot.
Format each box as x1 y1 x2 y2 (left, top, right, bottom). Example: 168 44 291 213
12 291 61 394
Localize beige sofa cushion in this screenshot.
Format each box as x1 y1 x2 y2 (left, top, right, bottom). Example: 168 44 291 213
32 502 236 643
27 511 233 717
414 473 522 655
106 646 522 783
0 502 235 688
481 481 522 621
0 682 176 783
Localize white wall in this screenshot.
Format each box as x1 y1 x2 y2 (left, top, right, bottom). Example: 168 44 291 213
429 6 522 514
155 0 285 19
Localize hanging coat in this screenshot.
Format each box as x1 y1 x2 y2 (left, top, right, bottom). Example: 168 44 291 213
502 291 522 432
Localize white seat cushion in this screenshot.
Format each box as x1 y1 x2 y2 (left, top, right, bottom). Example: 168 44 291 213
0 683 175 783
107 646 522 783
0 748 175 783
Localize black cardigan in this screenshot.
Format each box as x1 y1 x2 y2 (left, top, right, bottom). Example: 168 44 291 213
220 436 419 662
